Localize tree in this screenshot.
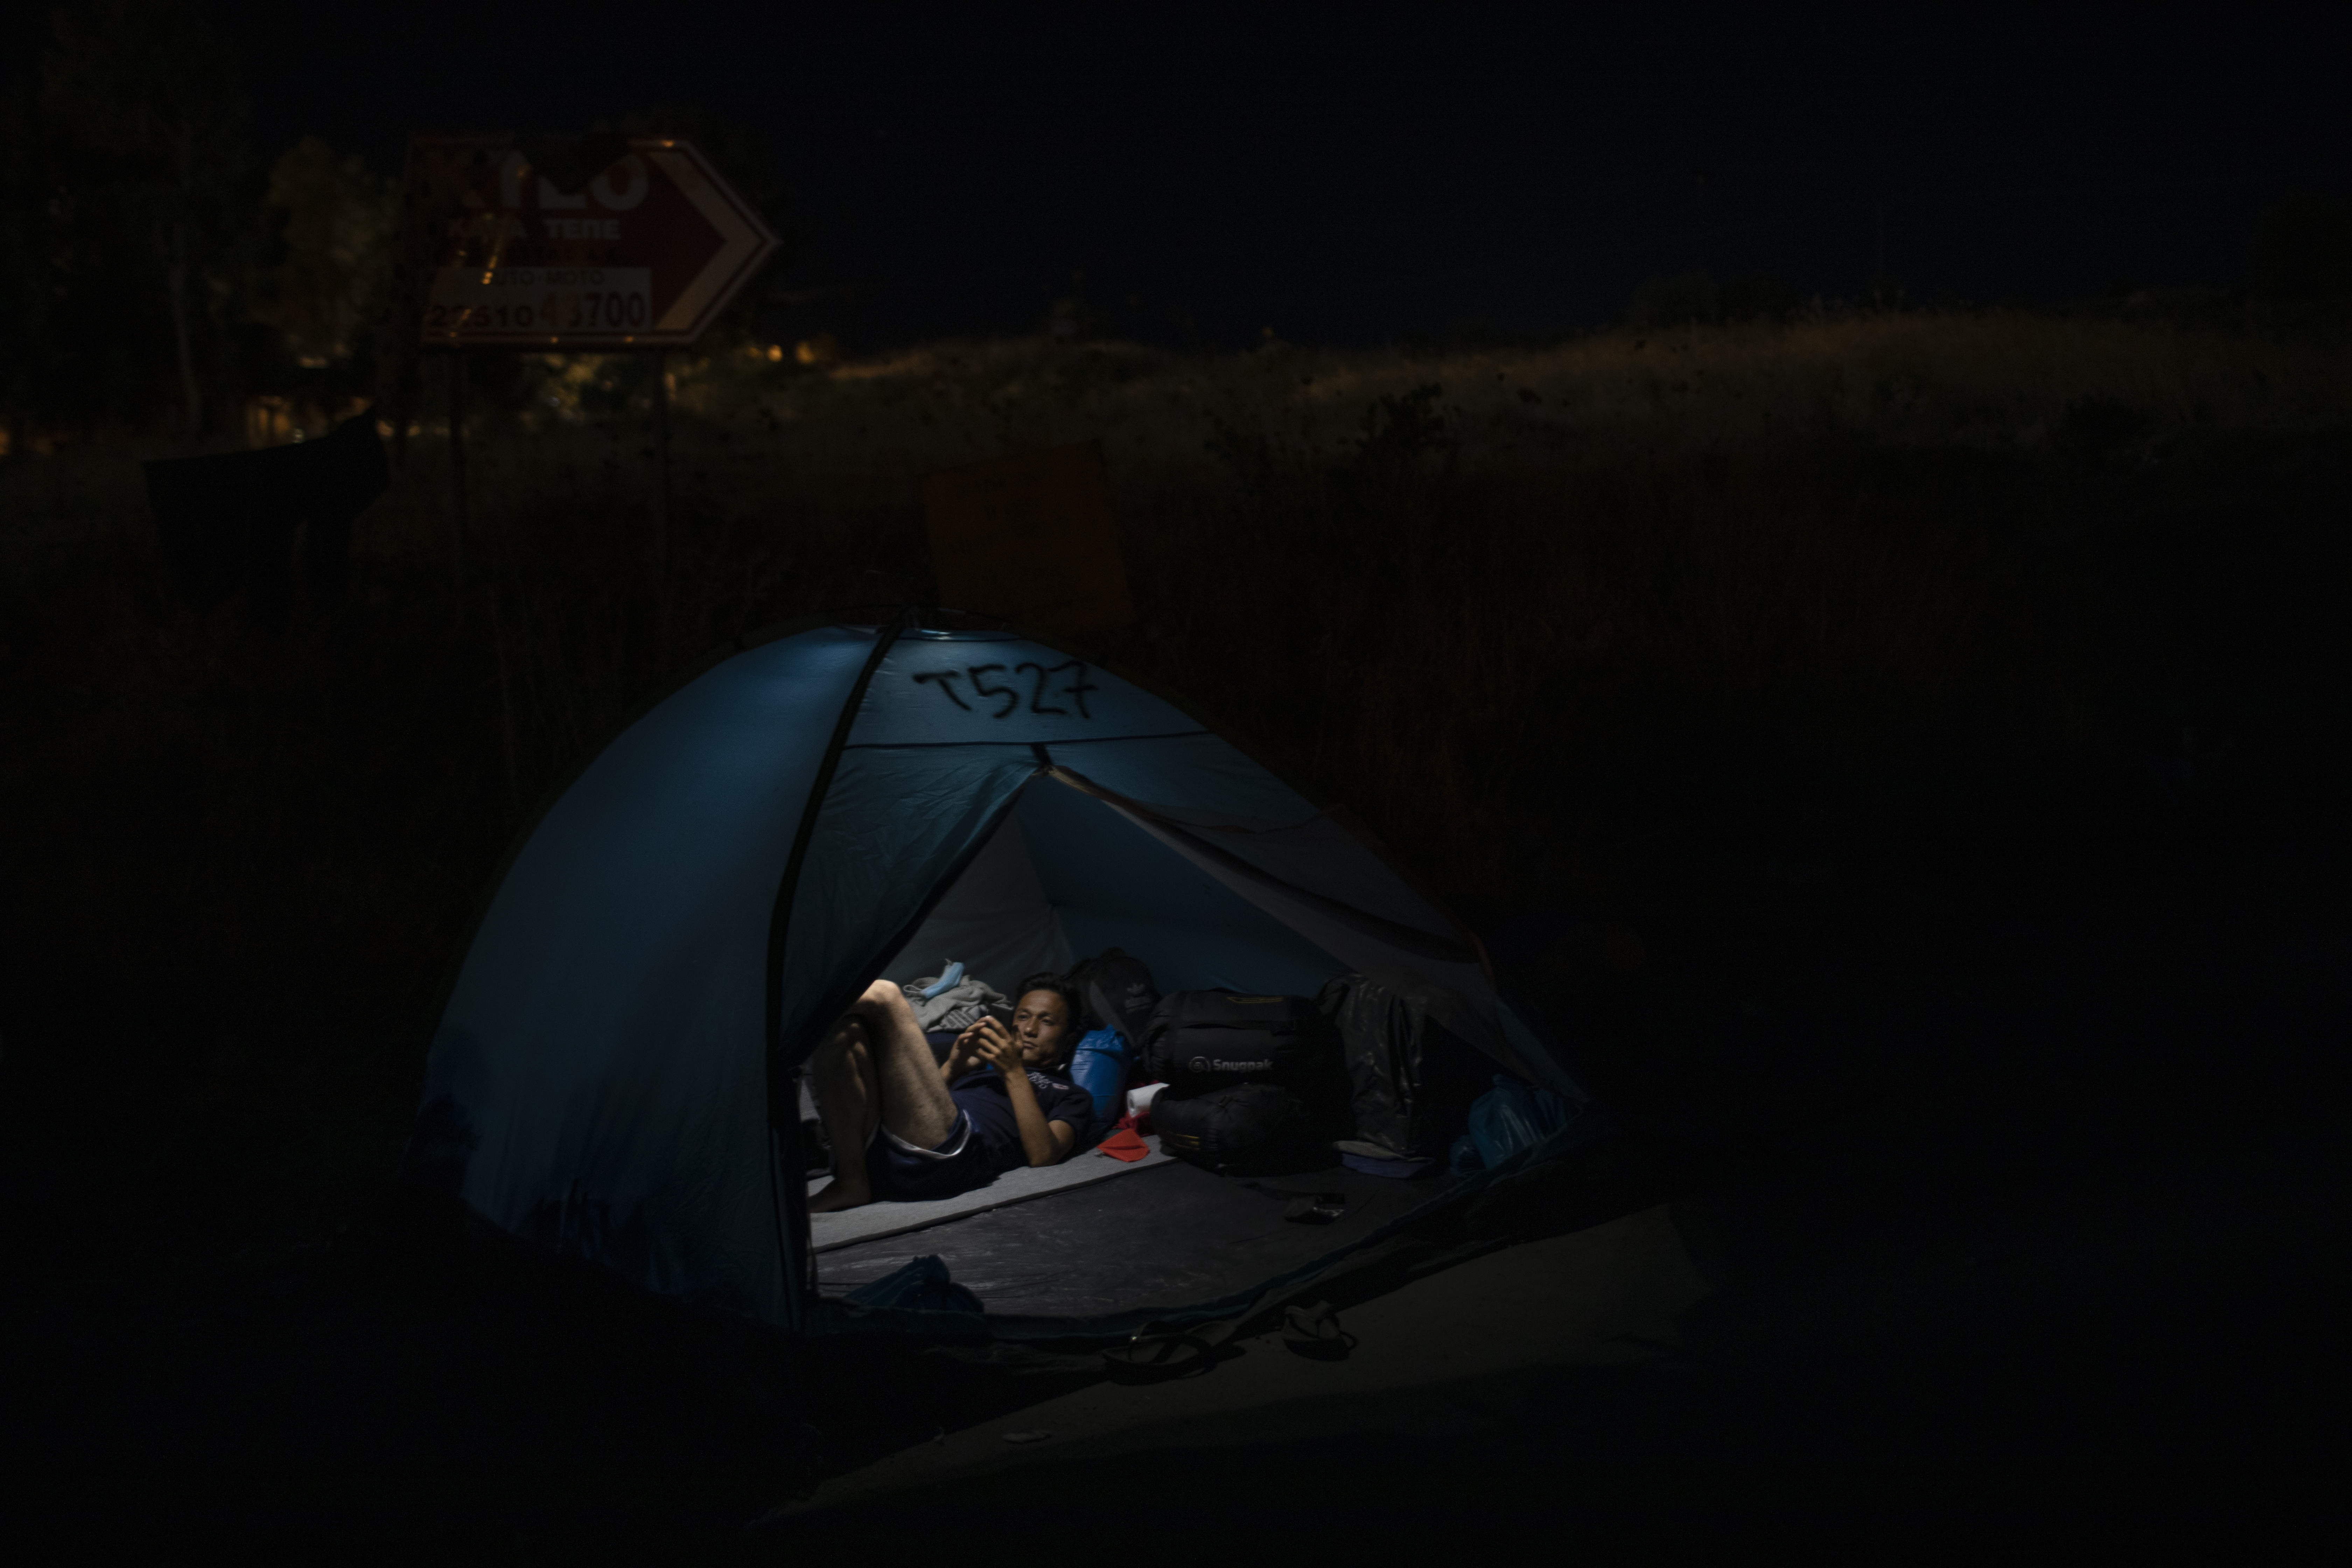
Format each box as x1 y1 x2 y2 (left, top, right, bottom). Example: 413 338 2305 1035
38 0 257 436
0 74 57 455
250 136 397 380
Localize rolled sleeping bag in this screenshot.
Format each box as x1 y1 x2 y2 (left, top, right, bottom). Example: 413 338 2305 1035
1065 1028 1132 1142
1152 1081 1326 1176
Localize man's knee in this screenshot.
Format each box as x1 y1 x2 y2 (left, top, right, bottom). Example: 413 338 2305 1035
853 978 913 1021
815 1012 870 1060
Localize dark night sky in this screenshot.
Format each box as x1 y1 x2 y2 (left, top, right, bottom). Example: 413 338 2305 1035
14 2 2350 349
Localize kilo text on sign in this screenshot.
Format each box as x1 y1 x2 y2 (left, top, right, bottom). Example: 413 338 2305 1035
410 136 777 349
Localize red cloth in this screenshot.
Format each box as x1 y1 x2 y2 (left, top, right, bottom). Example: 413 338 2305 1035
1094 1125 1151 1162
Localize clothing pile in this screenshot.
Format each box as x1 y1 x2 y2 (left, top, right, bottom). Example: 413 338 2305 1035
900 961 1008 1034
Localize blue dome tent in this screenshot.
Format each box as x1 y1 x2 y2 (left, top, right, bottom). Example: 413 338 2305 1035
407 616 1596 1337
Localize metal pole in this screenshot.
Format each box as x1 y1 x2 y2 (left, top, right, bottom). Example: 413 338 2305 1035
650 349 671 574
448 350 469 587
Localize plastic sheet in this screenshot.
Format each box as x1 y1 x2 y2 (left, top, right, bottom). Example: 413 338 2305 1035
1450 1075 1583 1174
840 1255 983 1313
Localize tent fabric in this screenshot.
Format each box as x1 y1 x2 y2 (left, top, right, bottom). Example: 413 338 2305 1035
412 624 1590 1331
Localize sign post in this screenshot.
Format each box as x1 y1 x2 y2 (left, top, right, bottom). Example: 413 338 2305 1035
447 352 468 585
650 350 670 573
389 135 779 576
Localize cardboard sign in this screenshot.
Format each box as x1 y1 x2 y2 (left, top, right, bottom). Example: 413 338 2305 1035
922 442 1136 638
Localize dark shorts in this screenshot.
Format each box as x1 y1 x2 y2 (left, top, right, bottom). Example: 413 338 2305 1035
864 1109 995 1202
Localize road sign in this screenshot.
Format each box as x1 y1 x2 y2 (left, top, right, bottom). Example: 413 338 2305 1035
404 135 778 349
922 442 1136 638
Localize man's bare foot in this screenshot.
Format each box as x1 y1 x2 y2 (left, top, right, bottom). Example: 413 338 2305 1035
807 1176 873 1213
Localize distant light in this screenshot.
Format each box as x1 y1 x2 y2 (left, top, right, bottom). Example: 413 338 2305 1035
767 344 784 362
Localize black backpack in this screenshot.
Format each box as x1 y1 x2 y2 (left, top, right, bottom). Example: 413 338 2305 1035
1151 1082 1328 1177
1317 971 1488 1161
1064 947 1162 1040
1140 991 1337 1094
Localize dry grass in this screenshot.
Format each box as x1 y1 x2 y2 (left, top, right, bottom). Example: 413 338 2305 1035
4 307 2347 1262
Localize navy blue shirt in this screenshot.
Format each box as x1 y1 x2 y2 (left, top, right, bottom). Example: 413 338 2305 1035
948 1066 1096 1176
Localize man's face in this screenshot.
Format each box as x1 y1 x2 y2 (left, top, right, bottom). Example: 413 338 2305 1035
1012 990 1072 1066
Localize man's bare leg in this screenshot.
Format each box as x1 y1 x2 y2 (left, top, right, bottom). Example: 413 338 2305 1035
804 981 962 1213
846 979 961 1147
805 1015 881 1213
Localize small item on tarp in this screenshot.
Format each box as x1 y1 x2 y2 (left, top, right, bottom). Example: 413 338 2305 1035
1094 1126 1151 1163
1237 1180 1346 1222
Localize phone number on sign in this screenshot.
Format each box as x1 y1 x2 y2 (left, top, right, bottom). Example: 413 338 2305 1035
426 290 650 335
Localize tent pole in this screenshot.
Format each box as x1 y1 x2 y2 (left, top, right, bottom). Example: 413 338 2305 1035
763 620 907 1318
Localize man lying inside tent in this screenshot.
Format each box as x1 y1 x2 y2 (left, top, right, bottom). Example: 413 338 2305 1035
805 972 1098 1212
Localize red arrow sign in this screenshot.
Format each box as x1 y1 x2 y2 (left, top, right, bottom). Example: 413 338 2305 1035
407 136 778 349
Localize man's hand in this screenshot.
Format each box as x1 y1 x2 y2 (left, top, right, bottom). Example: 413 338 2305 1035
943 1022 990 1078
967 1021 1073 1167
972 1021 1026 1078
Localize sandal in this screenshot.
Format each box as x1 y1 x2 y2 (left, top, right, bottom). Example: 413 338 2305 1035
1279 1300 1357 1360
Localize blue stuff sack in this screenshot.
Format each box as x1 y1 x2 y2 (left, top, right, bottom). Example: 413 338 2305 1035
1066 1028 1131 1140
842 1255 982 1314
1450 1075 1581 1174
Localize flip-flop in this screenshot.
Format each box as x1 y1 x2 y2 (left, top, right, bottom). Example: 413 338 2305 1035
1101 1328 1218 1380
1280 1300 1357 1360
